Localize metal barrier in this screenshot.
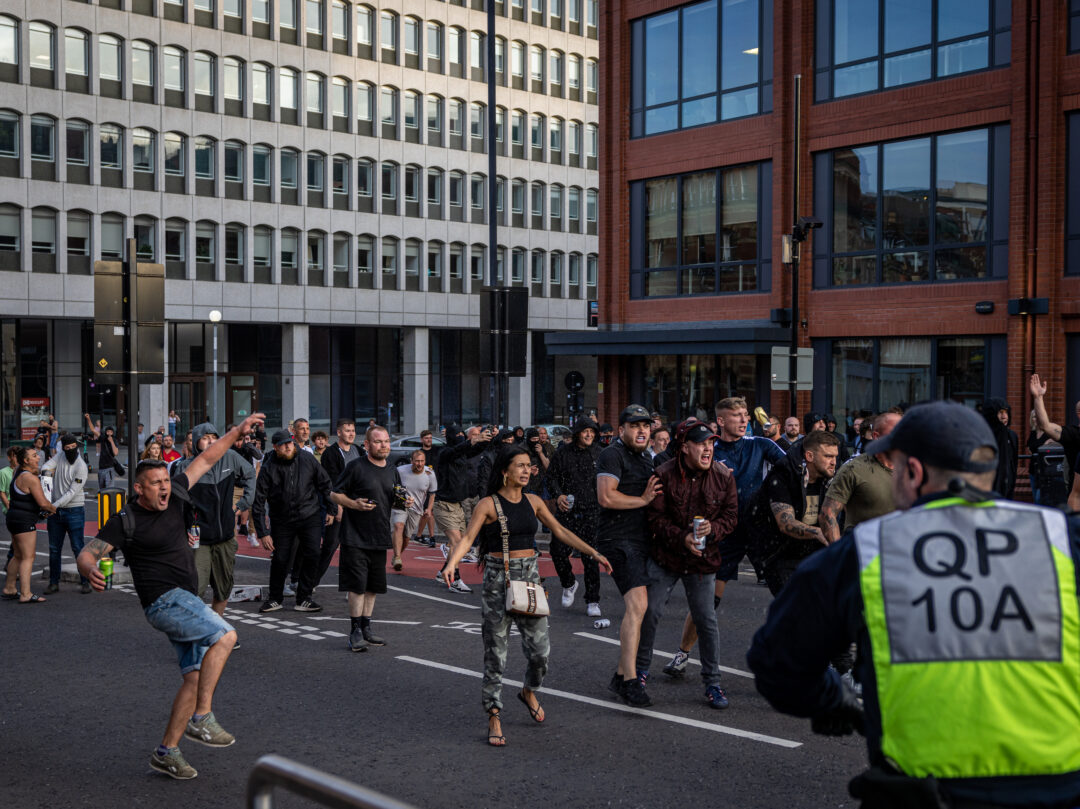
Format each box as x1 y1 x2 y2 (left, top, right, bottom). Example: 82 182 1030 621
246 755 420 809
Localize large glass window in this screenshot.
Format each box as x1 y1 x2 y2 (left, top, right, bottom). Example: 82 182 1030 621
29 22 53 71
194 137 215 179
224 141 243 181
65 29 88 76
828 336 991 428
281 0 297 28
630 0 772 137
357 5 372 44
164 47 185 91
280 68 298 109
132 128 155 173
631 162 770 297
332 78 349 117
821 126 1003 286
307 72 324 112
99 34 121 82
253 145 271 185
194 52 214 97
281 149 298 188
30 116 54 161
100 125 122 169
66 121 88 165
0 112 17 158
0 17 17 66
223 57 243 100
253 63 271 104
132 41 153 86
404 17 419 54
332 1 348 39
164 132 185 175
819 0 1009 101
306 0 324 34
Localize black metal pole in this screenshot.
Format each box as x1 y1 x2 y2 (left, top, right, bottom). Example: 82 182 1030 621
126 238 139 503
486 3 502 426
789 75 801 418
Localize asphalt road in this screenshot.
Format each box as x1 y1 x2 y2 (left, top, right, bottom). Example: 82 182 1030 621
1 534 868 809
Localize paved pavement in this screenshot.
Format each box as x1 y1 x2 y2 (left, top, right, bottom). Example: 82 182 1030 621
2 531 868 809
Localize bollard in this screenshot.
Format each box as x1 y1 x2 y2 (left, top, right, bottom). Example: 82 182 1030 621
97 486 125 529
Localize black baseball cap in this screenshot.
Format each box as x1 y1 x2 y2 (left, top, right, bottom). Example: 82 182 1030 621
271 429 296 447
864 401 997 473
619 404 652 425
683 423 719 444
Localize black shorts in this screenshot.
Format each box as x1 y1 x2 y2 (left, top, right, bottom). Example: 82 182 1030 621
5 518 37 536
716 523 752 582
338 545 388 595
597 539 652 595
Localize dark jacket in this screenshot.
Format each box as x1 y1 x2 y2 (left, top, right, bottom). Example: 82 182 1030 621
251 449 332 537
172 422 255 543
547 425 603 539
750 451 830 563
647 455 738 575
320 441 357 485
435 435 491 503
979 397 1017 499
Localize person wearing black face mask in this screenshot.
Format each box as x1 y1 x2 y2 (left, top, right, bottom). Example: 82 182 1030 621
41 434 91 593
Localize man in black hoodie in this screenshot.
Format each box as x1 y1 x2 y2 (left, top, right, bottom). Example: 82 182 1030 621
433 424 491 592
977 397 1018 499
172 423 256 618
546 417 604 616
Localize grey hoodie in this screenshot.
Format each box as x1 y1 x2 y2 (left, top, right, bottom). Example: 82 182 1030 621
172 422 256 543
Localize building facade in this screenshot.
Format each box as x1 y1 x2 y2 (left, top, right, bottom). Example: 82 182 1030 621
0 0 599 444
553 0 1080 434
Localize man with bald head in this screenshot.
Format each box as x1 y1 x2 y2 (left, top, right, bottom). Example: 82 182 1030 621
820 411 902 544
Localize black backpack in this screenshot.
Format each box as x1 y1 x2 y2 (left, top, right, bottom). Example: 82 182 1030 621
116 482 199 545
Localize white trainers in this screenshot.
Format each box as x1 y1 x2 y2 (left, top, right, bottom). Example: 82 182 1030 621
561 580 579 608
435 570 445 583
448 578 472 594
586 602 601 617
462 549 479 564
439 543 450 560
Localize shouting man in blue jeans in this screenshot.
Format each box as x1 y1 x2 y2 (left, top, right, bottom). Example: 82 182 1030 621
77 413 265 781
42 434 90 594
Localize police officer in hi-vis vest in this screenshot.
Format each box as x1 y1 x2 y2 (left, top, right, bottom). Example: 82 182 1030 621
748 400 1080 809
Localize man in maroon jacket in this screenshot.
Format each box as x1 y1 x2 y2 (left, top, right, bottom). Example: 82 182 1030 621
638 422 739 709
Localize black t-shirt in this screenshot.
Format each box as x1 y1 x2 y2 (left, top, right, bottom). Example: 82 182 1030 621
98 475 198 609
768 474 827 560
335 457 401 550
479 493 539 555
1061 425 1080 475
595 438 654 545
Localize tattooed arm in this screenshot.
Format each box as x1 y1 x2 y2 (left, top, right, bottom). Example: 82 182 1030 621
819 496 845 545
77 538 116 591
771 502 827 546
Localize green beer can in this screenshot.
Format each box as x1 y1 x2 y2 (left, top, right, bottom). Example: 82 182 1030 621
98 558 114 590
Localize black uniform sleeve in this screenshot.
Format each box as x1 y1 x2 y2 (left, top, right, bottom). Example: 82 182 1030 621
746 536 861 718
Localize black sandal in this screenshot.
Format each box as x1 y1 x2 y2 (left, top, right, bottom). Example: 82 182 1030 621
517 690 545 723
486 707 506 746
19 594 46 604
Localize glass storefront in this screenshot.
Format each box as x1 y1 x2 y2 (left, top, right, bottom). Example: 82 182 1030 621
308 326 401 433
631 353 764 423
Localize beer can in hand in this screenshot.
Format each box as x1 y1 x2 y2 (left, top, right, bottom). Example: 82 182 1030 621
693 517 707 550
566 494 575 510
189 525 201 549
98 557 114 590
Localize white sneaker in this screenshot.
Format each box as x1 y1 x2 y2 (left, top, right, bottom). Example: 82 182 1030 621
586 602 601 617
561 580 579 608
439 543 450 560
462 549 479 564
435 570 445 583
448 578 472 594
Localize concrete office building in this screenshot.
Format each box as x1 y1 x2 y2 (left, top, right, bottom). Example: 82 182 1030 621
0 0 599 443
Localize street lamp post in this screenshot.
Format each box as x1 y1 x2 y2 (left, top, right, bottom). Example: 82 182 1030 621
209 309 222 428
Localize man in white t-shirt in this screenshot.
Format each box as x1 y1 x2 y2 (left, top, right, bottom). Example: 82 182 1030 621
391 450 437 572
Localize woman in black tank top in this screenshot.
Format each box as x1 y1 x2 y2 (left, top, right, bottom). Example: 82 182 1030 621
442 445 612 746
3 447 57 603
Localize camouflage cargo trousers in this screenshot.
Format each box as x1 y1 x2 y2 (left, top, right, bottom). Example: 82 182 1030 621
481 555 550 711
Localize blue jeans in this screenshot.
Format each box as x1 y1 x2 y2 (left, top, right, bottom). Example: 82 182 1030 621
47 507 87 585
144 588 235 675
98 467 113 491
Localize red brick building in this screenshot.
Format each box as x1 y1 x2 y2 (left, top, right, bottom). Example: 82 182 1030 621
546 0 1080 435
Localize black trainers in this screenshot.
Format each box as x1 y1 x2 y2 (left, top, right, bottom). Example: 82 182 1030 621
362 626 386 646
348 627 369 652
608 672 624 698
621 677 653 708
259 600 283 613
294 599 323 613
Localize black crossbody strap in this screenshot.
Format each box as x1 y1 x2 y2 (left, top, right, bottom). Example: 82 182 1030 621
491 494 511 575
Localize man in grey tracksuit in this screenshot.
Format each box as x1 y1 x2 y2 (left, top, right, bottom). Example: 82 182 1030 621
173 423 255 617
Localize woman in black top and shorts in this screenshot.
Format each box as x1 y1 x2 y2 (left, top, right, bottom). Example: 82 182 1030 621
3 447 57 603
443 445 612 746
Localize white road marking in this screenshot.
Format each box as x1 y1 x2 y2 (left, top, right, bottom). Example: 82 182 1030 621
385 583 480 610
573 632 754 679
301 633 324 640
395 655 801 749
303 617 423 625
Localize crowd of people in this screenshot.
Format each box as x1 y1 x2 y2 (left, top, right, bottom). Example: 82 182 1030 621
5 376 1080 803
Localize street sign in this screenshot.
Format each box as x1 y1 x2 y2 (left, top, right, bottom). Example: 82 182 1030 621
770 346 814 391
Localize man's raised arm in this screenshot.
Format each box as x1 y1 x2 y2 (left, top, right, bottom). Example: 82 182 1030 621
181 413 266 489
